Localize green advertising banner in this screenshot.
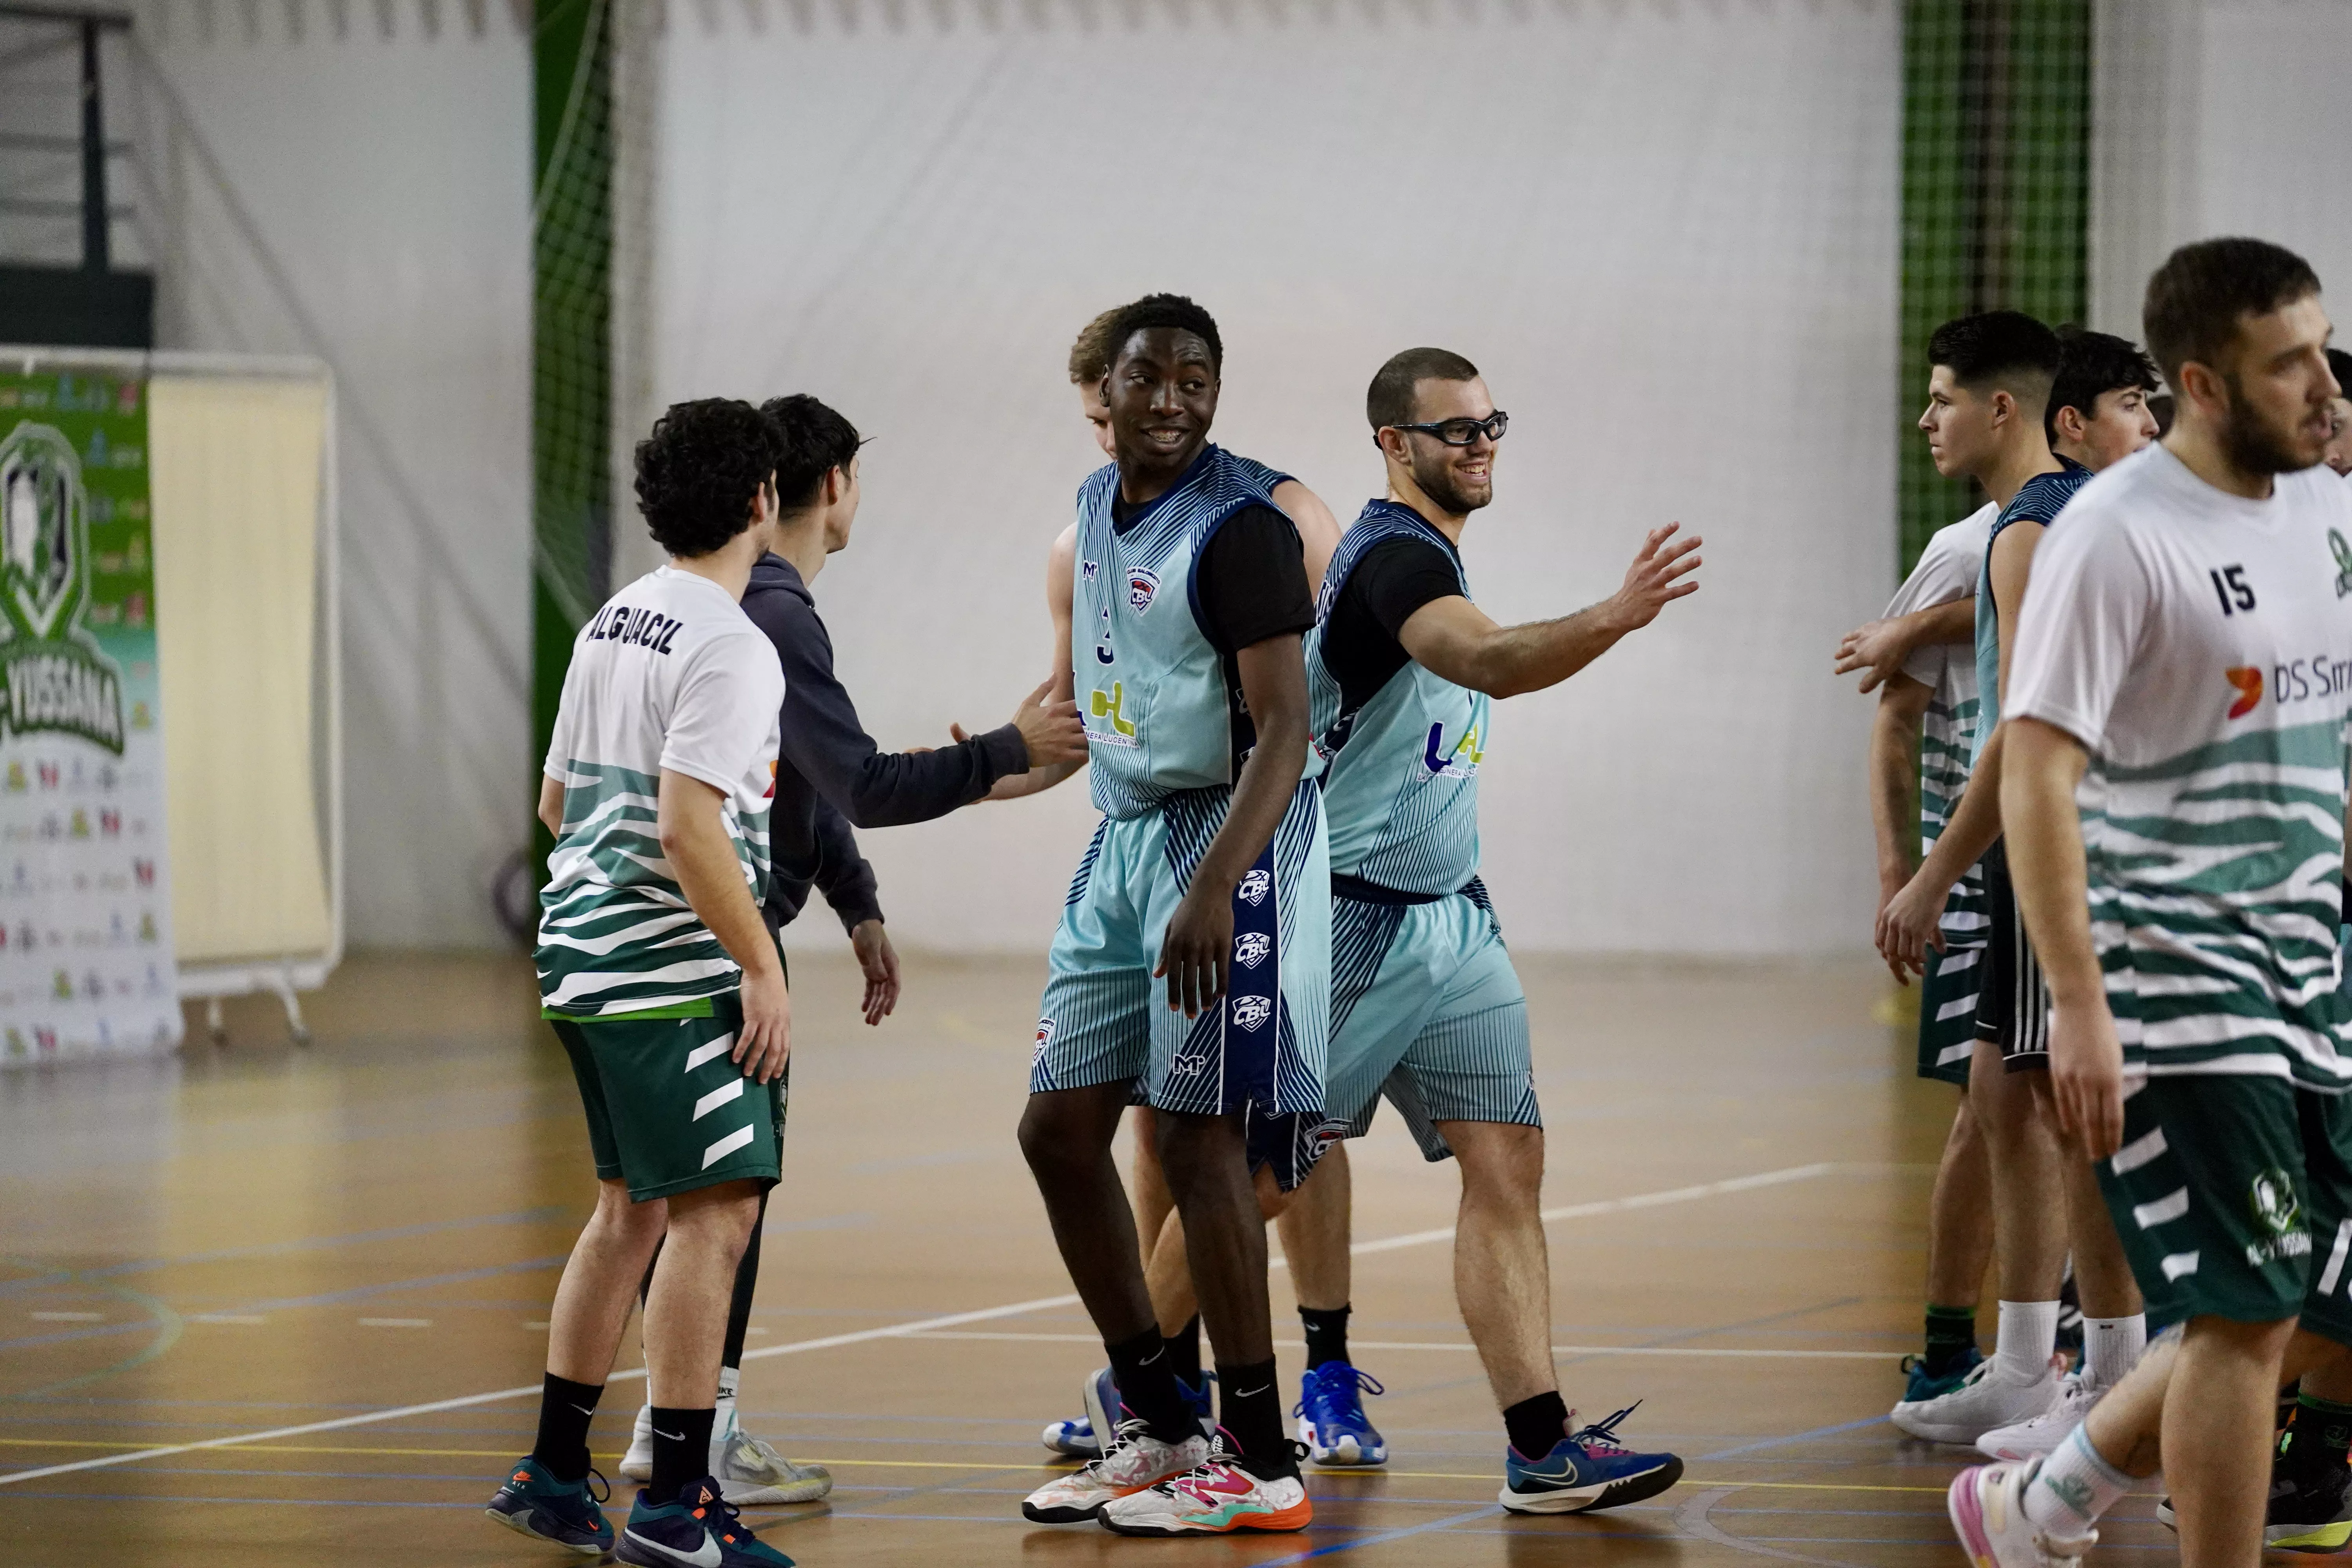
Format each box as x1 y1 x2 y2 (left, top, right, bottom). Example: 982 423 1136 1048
0 370 180 1061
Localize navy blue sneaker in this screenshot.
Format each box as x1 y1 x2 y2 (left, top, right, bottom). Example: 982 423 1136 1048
1294 1362 1387 1466
1900 1345 1984 1403
615 1476 794 1567
485 1456 614 1555
1178 1371 1218 1435
1499 1403 1683 1514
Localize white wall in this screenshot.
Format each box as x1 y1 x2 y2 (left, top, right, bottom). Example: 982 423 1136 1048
657 0 1899 956
121 7 533 949
2093 0 2352 341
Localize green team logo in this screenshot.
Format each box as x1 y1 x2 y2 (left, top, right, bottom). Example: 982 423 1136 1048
0 422 125 754
2253 1168 2302 1235
2332 528 2352 599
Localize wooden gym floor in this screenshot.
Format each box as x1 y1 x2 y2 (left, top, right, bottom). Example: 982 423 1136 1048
0 950 2173 1566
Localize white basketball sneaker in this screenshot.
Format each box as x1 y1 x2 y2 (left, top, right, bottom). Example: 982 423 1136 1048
1948 1459 2097 1568
1977 1373 2099 1463
615 1397 831 1504
1893 1358 2060 1445
1021 1416 1209 1523
619 1404 655 1482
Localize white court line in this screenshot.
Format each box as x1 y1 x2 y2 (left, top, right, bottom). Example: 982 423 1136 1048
908 1330 1891 1360
0 1160 1841 1488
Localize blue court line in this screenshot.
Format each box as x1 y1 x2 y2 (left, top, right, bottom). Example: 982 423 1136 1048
1699 1413 1894 1461
0 1207 570 1299
1245 1503 1510 1562
0 1256 567 1355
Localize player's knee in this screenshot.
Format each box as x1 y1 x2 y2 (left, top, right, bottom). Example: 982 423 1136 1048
1454 1122 1543 1202
1019 1096 1090 1184
667 1179 762 1255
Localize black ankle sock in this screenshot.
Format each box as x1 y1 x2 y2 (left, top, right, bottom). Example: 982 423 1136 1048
1504 1391 1570 1459
531 1373 603 1484
2285 1394 2352 1483
1107 1326 1196 1445
647 1406 715 1506
1216 1358 1296 1479
1165 1314 1203 1388
1923 1305 1978 1377
1300 1304 1352 1370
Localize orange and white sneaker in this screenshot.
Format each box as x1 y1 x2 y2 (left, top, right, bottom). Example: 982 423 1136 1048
1021 1416 1208 1523
1097 1436 1312 1537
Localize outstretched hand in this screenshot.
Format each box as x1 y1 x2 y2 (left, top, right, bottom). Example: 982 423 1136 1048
850 918 899 1026
1834 618 1907 694
1607 524 1702 632
1008 678 1087 768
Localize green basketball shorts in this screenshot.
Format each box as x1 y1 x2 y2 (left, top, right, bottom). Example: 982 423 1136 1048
550 990 786 1202
2098 1073 2352 1345
1916 940 1986 1085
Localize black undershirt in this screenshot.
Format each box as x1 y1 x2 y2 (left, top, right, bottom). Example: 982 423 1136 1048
1319 533 1465 714
1108 497 1314 653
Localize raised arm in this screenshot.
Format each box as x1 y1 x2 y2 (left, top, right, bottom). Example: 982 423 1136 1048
1153 633 1309 1016
1395 523 1700 699
1835 598 1975 693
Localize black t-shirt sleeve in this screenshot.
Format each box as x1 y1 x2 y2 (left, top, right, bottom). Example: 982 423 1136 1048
1194 505 1315 655
1352 537 1463 636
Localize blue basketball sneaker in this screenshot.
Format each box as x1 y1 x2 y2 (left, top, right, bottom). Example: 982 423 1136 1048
1055 1365 1218 1457
1294 1362 1387 1466
615 1476 794 1567
1901 1345 1985 1403
485 1456 614 1555
1499 1403 1684 1514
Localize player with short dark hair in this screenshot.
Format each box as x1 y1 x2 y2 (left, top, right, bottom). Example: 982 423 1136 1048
1009 296 1331 1536
1882 312 2152 1455
2046 327 2162 468
1304 346 1697 1511
1949 234 2352 1568
487 397 796 1568
613 394 1084 1503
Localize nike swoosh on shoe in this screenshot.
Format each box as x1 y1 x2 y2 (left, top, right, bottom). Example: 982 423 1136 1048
623 1528 721 1568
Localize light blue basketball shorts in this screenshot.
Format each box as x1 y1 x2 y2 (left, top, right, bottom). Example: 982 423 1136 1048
1031 779 1331 1128
1326 878 1538 1163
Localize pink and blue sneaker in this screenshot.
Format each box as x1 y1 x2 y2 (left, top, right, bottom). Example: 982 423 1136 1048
1294 1362 1387 1466
1499 1403 1684 1514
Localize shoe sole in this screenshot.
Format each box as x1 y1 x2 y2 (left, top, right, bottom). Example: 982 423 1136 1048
484 1505 609 1556
1024 1498 1115 1524
618 1455 653 1482
1098 1498 1313 1536
2267 1522 2352 1551
1299 1424 1387 1468
1499 1456 1684 1515
1895 1412 2043 1446
1042 1422 1100 1459
1946 1468 1997 1568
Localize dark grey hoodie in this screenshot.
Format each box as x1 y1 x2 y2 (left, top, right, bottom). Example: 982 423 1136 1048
738 553 1029 934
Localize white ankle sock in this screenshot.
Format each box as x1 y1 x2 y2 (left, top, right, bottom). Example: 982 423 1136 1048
2082 1314 2145 1390
1994 1299 2060 1384
2024 1423 2132 1535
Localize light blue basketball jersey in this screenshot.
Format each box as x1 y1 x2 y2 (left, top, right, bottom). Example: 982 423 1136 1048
1307 501 1487 895
1971 458 2093 761
1074 445 1315 820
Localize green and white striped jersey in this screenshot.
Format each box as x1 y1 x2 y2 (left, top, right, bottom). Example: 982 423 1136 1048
537 566 785 1019
2006 445 2352 1087
1893 504 1995 947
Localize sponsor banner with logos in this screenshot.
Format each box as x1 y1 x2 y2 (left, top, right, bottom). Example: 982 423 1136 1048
0 372 180 1063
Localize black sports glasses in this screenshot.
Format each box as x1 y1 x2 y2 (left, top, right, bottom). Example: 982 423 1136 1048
1387 412 1508 447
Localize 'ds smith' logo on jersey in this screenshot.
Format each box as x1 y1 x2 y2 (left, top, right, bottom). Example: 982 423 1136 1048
2226 666 2263 720
1128 569 1160 612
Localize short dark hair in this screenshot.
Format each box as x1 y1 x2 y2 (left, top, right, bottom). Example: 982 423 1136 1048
1366 347 1482 430
633 399 781 558
1069 307 1123 385
2045 326 2160 441
2328 347 2352 397
2142 236 2322 392
1927 311 2063 415
760 394 862 511
1105 293 1222 376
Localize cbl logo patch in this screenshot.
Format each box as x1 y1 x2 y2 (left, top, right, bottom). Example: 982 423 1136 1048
1230 994 1273 1032
1233 931 1271 969
1128 569 1160 612
1237 869 1272 906
2225 666 2263 719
